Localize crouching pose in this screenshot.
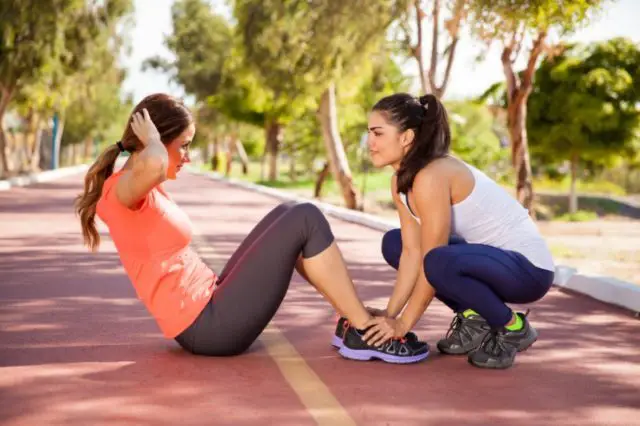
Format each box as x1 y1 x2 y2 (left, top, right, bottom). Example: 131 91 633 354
359 92 555 369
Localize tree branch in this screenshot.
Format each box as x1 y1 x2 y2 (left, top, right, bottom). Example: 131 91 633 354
437 36 458 97
414 0 432 94
501 45 518 103
511 22 527 63
521 29 547 92
435 0 465 97
428 0 440 91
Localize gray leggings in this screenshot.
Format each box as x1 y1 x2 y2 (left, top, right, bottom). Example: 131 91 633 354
175 202 334 356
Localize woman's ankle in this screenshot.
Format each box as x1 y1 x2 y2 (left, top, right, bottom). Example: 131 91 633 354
349 313 373 330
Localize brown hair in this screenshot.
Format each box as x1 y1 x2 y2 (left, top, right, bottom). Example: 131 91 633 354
74 93 193 251
372 93 451 194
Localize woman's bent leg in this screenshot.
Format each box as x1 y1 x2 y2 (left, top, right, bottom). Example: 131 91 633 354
177 203 372 356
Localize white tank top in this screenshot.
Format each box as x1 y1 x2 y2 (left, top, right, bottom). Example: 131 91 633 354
399 162 555 271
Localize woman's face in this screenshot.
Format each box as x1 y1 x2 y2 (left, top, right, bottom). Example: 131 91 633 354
366 111 412 169
166 123 195 179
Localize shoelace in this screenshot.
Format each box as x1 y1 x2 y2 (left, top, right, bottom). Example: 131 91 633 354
479 330 510 356
339 316 408 349
445 314 474 343
479 310 532 356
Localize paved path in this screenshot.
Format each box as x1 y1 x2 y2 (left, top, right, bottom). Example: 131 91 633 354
1 171 639 426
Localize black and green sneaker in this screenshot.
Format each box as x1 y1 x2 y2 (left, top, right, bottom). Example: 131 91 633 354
338 326 430 364
468 311 538 369
437 312 491 355
331 316 419 349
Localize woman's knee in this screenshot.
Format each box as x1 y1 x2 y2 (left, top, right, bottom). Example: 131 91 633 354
423 246 458 290
289 202 324 222
381 229 402 269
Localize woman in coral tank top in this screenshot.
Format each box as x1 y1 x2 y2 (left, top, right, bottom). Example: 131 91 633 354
73 93 428 364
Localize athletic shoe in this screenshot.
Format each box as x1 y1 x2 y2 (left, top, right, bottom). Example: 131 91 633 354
468 311 538 369
331 316 350 348
331 316 419 349
437 312 491 355
338 326 429 364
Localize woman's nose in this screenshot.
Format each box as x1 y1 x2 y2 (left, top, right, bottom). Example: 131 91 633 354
366 134 374 149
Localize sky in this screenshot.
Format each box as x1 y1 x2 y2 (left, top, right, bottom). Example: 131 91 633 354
120 0 640 105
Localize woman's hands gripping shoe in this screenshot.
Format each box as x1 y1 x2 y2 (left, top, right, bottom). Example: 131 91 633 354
363 316 409 347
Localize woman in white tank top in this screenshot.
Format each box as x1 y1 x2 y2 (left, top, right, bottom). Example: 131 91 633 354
360 93 555 369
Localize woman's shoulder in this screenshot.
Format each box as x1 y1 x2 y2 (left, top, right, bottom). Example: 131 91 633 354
99 169 159 214
414 156 456 183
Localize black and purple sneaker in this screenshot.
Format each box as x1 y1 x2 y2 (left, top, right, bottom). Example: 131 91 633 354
332 316 420 349
338 326 430 364
332 317 350 348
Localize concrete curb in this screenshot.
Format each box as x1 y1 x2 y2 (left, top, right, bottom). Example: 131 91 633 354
0 164 89 191
192 167 640 315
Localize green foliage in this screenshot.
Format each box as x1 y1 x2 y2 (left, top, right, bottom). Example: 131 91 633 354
61 71 134 148
468 0 607 40
446 100 510 175
146 0 231 101
528 38 640 168
1 0 133 104
0 0 133 170
534 175 627 196
147 0 268 142
278 54 411 174
233 0 409 122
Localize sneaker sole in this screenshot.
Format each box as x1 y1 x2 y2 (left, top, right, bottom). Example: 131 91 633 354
338 346 429 364
436 342 478 355
467 337 538 369
467 356 514 369
331 335 343 349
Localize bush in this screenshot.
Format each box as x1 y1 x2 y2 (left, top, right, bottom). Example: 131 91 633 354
555 210 598 222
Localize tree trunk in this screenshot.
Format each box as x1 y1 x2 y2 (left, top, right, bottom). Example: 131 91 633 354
232 135 249 175
506 100 535 214
0 85 15 177
29 126 43 172
314 161 330 198
289 151 296 181
265 120 282 181
260 148 266 181
210 137 220 171
24 108 43 172
317 83 358 209
83 137 92 161
224 136 233 177
410 0 463 98
501 30 546 217
569 153 579 214
51 116 64 170
205 141 213 167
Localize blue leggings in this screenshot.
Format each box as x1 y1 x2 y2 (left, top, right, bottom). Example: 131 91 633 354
381 229 554 327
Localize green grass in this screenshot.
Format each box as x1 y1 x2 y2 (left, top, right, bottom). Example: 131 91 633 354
199 159 636 221
533 176 627 196
555 210 599 222
550 243 588 259
204 159 394 195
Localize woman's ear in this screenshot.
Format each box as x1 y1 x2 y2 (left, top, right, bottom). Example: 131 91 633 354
401 129 415 148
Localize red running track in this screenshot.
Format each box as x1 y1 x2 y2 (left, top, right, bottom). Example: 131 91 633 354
1 170 638 425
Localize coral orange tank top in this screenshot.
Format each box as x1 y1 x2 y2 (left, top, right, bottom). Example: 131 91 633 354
96 170 217 338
